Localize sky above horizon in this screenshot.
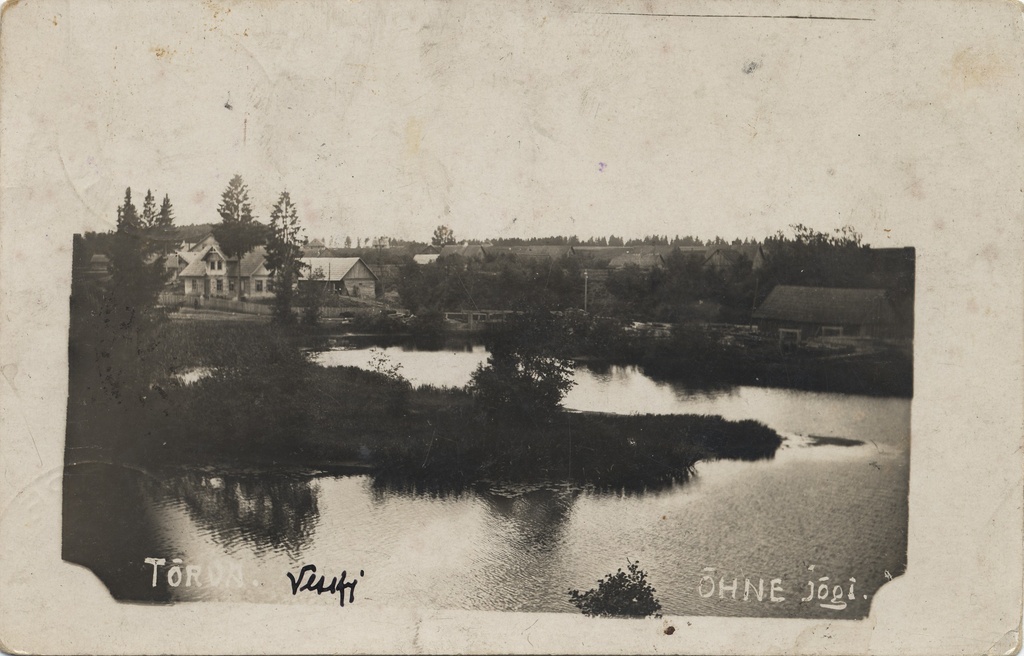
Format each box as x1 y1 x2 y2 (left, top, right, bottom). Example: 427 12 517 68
9 0 1002 248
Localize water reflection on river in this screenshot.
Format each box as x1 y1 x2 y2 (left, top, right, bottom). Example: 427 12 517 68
64 341 909 618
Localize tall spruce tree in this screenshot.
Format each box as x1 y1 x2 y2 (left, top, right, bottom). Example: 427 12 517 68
264 191 305 323
212 175 264 299
156 194 175 229
68 189 172 456
141 189 157 229
107 187 169 333
116 187 139 233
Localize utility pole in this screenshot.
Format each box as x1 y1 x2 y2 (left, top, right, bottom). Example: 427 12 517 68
583 269 588 313
374 237 386 295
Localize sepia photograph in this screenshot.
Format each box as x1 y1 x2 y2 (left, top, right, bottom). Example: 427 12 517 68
0 0 1020 653
64 185 914 618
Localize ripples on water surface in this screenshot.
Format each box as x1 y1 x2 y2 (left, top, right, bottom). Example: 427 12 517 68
65 343 909 618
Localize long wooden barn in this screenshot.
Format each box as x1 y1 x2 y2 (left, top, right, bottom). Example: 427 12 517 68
752 285 898 341
299 257 379 299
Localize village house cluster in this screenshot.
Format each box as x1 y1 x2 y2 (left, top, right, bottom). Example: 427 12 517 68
85 226 912 344
157 232 381 300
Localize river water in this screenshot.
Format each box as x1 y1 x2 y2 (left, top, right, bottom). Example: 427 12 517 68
64 341 909 618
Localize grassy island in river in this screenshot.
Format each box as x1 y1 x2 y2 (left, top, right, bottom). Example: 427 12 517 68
66 322 783 490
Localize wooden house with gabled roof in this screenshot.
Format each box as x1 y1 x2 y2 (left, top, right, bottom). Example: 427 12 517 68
179 244 275 299
703 248 746 273
299 257 379 299
752 285 898 341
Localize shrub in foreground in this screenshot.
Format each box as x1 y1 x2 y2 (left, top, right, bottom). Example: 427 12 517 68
569 560 662 618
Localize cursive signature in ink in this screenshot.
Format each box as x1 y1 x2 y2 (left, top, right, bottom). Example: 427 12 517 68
286 564 364 607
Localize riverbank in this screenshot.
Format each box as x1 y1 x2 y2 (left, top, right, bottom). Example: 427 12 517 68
164 300 913 397
485 315 913 398
66 321 783 490
309 310 913 398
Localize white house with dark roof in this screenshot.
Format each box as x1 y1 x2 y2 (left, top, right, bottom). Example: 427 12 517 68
179 244 275 299
176 234 380 301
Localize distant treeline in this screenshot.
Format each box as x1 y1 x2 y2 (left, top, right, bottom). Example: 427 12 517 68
397 225 914 332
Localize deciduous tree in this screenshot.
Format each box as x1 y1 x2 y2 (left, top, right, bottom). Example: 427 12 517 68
470 311 575 422
431 224 456 247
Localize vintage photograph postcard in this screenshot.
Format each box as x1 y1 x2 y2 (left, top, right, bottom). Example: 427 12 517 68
0 0 1021 653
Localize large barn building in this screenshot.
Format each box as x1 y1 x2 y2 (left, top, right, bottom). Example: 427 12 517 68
299 257 379 299
752 285 898 341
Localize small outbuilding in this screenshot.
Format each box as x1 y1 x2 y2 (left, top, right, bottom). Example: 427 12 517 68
703 248 745 273
752 285 898 341
299 257 379 299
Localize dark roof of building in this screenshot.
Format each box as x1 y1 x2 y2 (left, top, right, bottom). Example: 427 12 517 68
574 245 631 255
232 247 269 277
505 245 576 259
753 286 897 326
608 252 665 269
704 248 745 266
576 245 704 266
672 246 711 256
367 264 401 282
179 245 225 277
173 224 218 243
300 257 378 281
438 244 487 259
179 240 270 278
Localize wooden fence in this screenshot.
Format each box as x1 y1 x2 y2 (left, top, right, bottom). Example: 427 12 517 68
159 293 274 316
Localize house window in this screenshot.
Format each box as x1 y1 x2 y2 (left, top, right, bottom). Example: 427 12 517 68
229 279 235 291
778 328 801 343
256 280 263 292
267 280 274 291
216 279 223 292
191 280 197 291
216 260 222 270
821 326 844 337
